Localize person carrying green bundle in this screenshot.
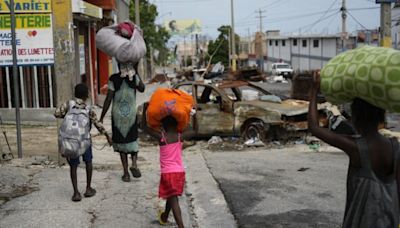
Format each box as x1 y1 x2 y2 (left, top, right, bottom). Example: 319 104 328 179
309 66 400 227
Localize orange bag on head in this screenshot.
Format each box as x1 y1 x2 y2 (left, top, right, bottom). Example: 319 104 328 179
147 88 194 132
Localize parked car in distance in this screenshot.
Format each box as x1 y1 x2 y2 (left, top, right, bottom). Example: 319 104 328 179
137 80 328 142
271 63 293 79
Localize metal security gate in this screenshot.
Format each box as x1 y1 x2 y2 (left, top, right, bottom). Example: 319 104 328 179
0 65 55 108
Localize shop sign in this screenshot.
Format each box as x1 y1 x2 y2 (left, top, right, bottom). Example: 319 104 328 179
0 14 54 66
72 0 102 19
0 0 52 13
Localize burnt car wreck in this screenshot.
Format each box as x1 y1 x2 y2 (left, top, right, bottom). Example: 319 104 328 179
138 80 328 142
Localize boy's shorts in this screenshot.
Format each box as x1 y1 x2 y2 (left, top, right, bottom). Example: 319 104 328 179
67 146 93 167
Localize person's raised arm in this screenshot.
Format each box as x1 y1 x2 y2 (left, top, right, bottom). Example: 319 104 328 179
308 72 357 157
135 64 145 93
136 74 145 93
141 103 161 140
100 90 114 123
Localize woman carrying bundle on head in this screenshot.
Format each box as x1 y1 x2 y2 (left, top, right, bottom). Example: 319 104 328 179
308 46 400 228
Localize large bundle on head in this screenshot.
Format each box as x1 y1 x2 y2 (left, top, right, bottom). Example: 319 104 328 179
147 89 194 132
320 45 400 113
96 21 147 63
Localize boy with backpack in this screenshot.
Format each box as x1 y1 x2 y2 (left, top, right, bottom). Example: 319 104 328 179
55 84 112 202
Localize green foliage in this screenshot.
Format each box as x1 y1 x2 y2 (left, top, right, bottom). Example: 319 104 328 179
130 0 170 65
207 25 240 67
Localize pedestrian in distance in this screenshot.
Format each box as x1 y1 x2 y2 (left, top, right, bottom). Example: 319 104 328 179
308 72 400 228
55 84 112 202
100 63 145 182
142 103 194 228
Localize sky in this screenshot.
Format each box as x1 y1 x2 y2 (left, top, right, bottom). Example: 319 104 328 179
151 0 380 39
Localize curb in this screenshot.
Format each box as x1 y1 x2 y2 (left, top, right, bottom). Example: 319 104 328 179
184 146 237 228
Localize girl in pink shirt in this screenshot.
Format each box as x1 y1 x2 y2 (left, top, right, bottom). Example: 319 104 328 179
142 107 193 228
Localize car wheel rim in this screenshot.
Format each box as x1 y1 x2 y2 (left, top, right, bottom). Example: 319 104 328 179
246 125 260 140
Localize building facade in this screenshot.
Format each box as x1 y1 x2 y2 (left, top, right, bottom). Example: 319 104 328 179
0 0 129 122
266 33 356 73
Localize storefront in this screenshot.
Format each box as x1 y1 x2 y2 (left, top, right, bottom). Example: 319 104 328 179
72 0 103 105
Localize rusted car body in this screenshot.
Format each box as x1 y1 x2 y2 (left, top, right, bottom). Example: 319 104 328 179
138 81 327 141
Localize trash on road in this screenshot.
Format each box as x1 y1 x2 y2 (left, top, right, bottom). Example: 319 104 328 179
297 167 310 172
208 136 223 145
244 138 265 147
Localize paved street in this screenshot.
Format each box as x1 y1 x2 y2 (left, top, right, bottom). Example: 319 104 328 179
203 143 348 228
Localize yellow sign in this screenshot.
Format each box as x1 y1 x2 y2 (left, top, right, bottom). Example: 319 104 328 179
72 0 102 19
0 14 51 29
82 1 102 19
0 0 52 13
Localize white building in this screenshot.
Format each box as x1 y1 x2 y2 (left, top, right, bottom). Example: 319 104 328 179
266 33 356 72
392 3 400 49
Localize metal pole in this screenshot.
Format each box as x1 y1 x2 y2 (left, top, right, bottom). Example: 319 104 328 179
135 0 140 27
341 0 347 51
10 0 22 158
380 3 392 48
256 9 266 72
228 28 231 68
230 0 237 71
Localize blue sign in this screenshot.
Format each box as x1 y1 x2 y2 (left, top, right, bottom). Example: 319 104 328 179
376 0 400 3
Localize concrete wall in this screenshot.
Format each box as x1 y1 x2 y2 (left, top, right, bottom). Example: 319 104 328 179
0 109 56 124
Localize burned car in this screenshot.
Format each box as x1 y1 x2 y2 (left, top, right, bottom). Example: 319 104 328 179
137 81 328 142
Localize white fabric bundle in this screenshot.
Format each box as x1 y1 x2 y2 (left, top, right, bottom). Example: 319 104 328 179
96 25 147 63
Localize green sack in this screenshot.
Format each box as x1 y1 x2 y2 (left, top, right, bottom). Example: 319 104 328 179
320 45 400 113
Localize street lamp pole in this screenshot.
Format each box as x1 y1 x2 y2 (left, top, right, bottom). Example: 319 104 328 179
230 0 237 71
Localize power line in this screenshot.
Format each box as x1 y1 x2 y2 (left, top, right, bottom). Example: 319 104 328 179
347 11 368 30
290 11 339 33
306 0 339 32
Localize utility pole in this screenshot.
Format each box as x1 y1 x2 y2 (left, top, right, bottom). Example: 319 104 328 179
256 9 266 72
256 9 266 35
340 0 347 51
380 1 392 48
10 0 22 158
228 28 231 68
247 28 251 54
135 0 146 79
135 0 140 27
230 0 237 71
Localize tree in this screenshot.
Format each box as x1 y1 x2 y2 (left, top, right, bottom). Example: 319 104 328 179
207 25 240 67
130 0 170 65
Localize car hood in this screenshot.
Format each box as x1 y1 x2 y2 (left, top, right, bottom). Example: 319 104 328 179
235 99 323 116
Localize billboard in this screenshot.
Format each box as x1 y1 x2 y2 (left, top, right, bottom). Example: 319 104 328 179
164 19 201 36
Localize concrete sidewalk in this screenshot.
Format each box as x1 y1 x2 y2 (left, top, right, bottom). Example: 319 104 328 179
0 129 237 228
0 144 193 228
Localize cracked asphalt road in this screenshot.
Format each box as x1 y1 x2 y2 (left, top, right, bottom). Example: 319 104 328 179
203 143 348 228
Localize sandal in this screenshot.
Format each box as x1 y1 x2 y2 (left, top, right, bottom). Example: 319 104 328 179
158 211 168 225
72 193 82 202
130 167 142 178
84 188 97 198
122 174 131 182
